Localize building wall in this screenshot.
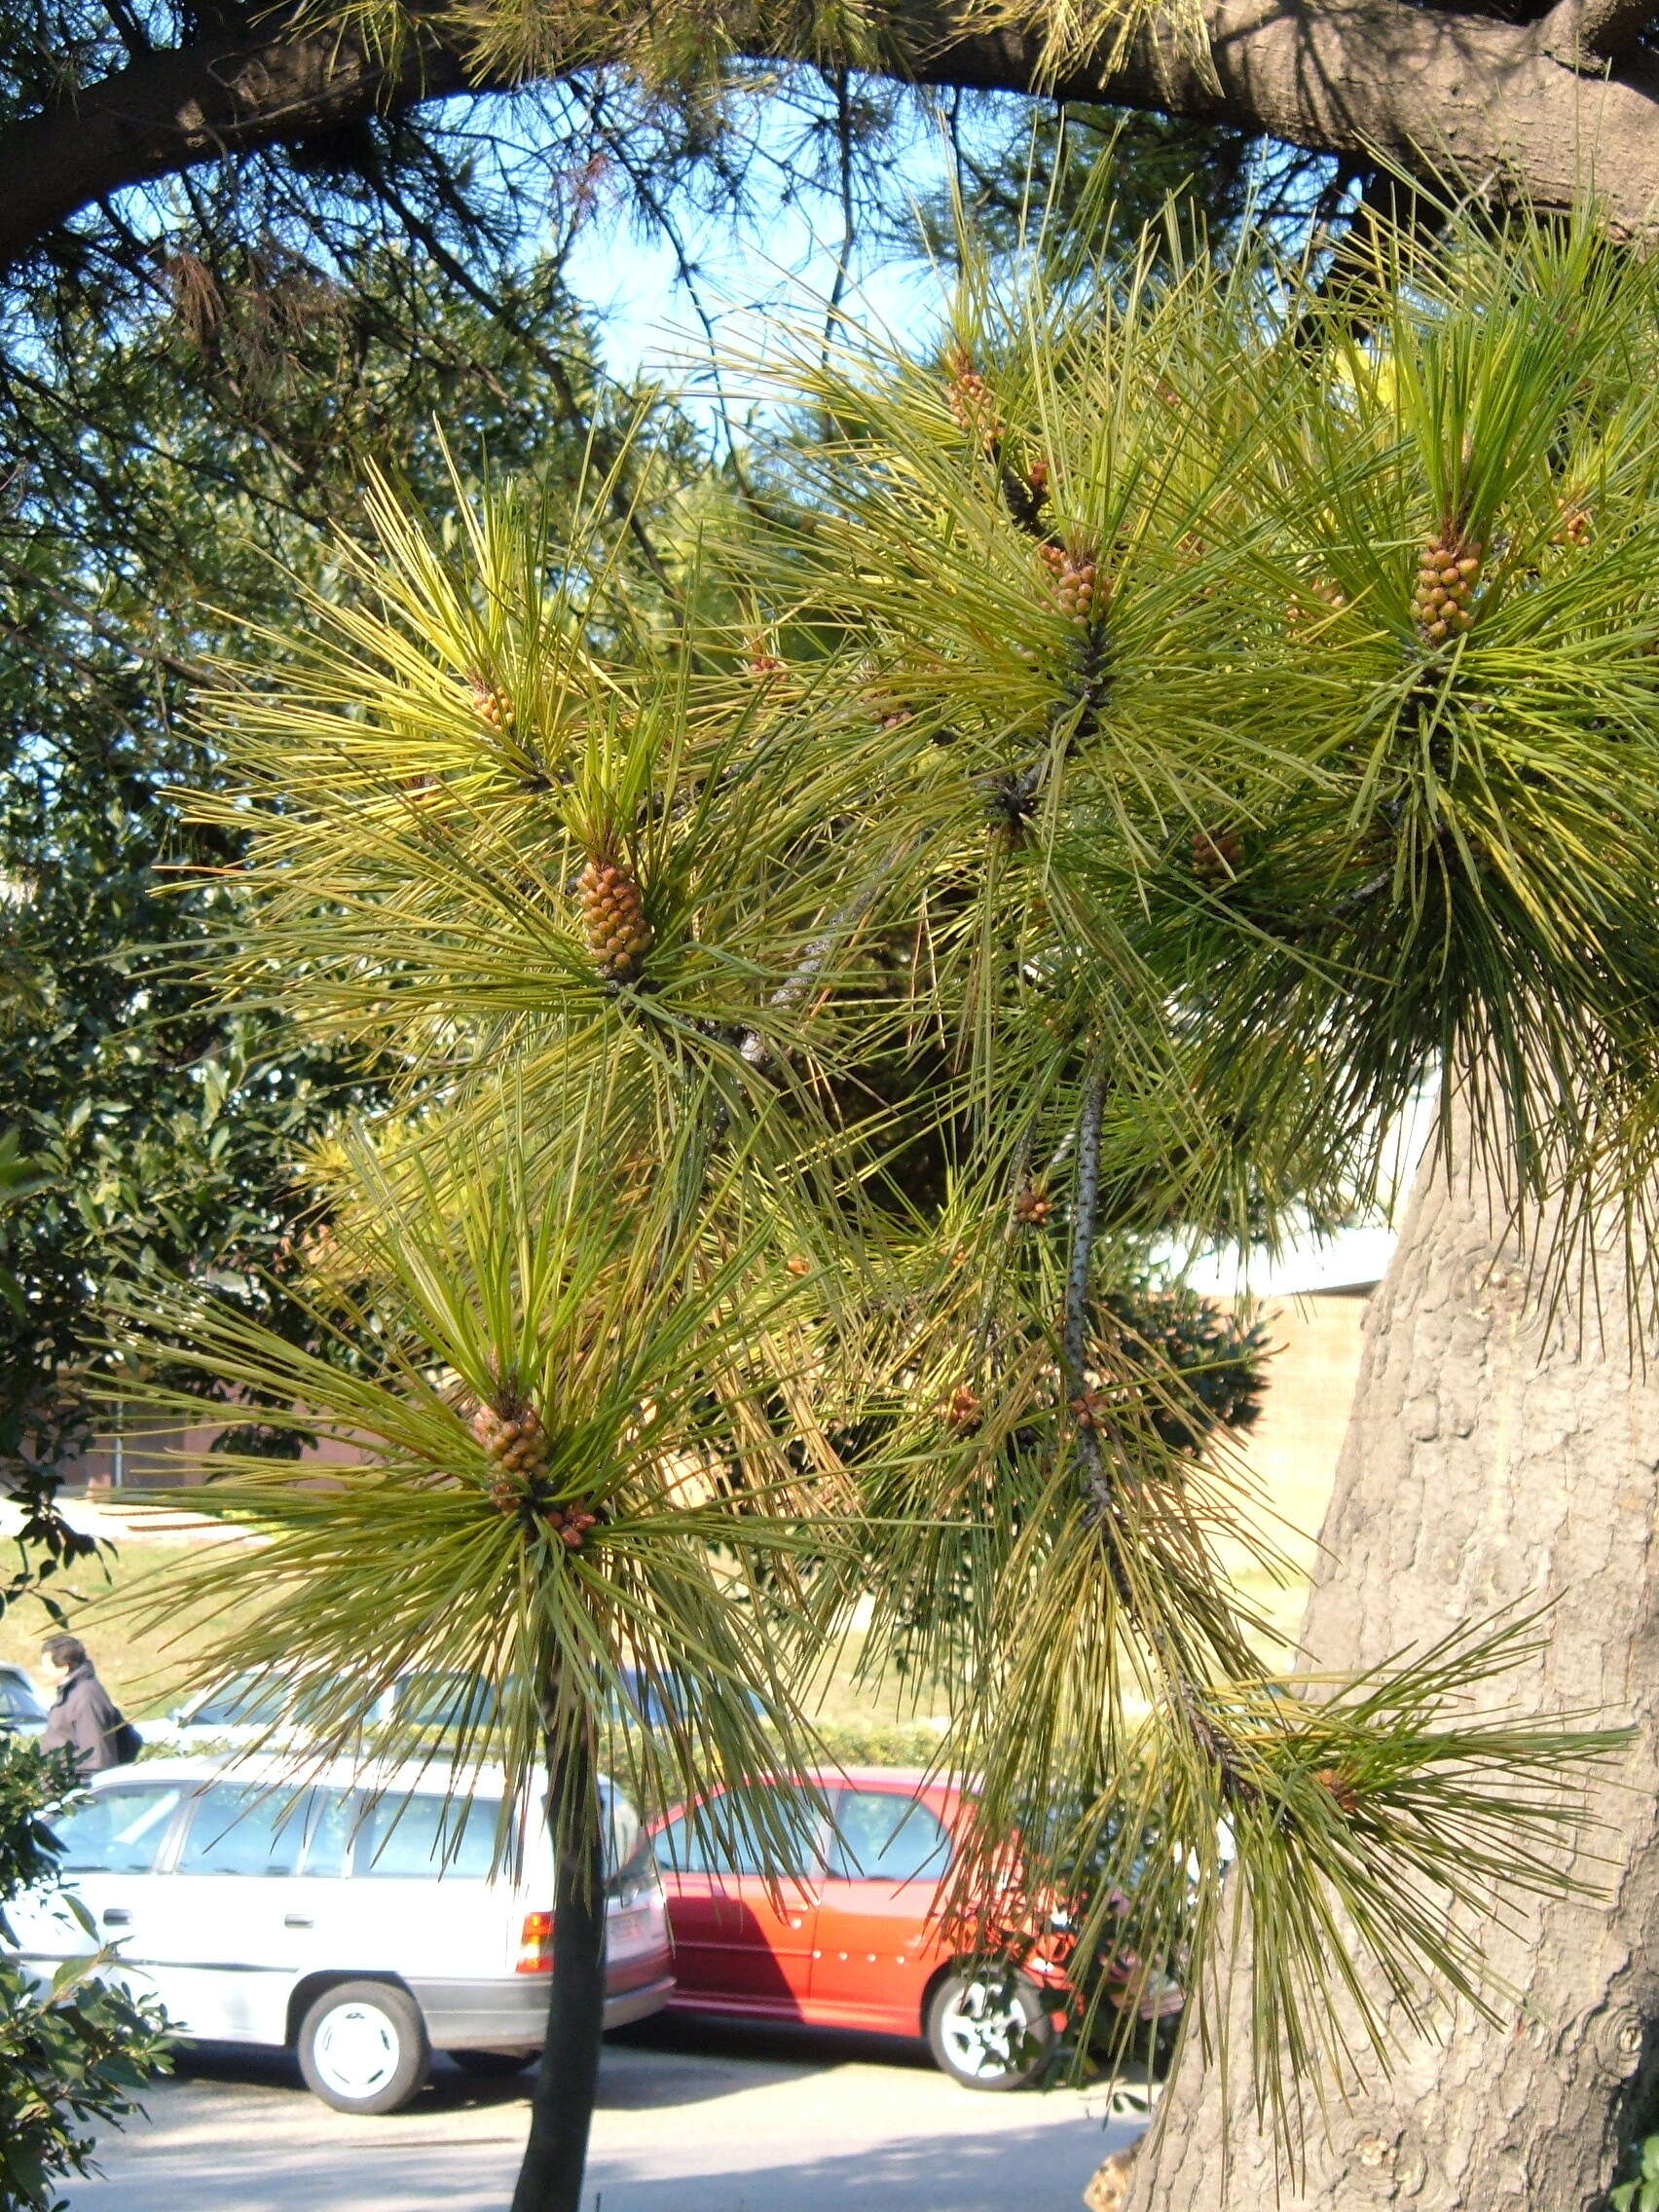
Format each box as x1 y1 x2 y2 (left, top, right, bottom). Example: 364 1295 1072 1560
1211 1287 1373 1654
64 1417 365 1493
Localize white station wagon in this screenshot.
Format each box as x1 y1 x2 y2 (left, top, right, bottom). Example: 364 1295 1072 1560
4 1754 674 2113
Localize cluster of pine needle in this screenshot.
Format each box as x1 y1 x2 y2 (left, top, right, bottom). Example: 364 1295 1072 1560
111 200 1659 2147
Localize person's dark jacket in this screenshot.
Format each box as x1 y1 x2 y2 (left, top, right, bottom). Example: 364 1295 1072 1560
39 1662 123 1774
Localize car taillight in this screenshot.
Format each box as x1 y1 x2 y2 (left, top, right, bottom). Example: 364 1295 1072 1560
516 1910 554 1973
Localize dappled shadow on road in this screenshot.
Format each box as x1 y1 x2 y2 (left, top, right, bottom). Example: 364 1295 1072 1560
587 2110 1146 2211
610 2009 929 2077
166 2019 853 2120
168 2044 535 2116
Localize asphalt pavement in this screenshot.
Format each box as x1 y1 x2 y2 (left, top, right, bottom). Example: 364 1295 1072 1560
66 2014 1150 2212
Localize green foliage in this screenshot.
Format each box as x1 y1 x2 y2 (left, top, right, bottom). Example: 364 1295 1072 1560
113 1106 841 1869
805 1717 947 1767
114 199 1650 2168
0 1739 170 2212
1613 2134 1659 2212
0 242 706 1493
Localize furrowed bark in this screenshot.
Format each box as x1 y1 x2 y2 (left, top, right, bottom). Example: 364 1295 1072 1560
1130 1104 1659 2209
8 0 1659 272
511 1711 606 2212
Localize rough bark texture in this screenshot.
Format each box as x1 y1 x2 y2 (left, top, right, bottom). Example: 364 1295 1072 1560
1133 1122 1659 2209
510 1719 607 2212
7 0 1659 270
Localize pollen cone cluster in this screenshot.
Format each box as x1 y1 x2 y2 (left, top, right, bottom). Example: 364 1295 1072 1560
1039 541 1103 625
473 1400 548 1513
865 679 913 731
1412 529 1482 644
944 346 1003 451
1070 1387 1116 1431
472 1401 601 1549
1555 500 1591 549
578 849 652 982
470 677 515 730
1286 579 1346 625
549 1503 601 1550
1013 1185 1053 1227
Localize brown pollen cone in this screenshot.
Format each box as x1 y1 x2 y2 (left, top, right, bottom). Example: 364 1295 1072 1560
473 1399 549 1509
1412 526 1483 645
577 848 653 982
1013 1185 1053 1227
940 1383 982 1433
1314 1765 1361 1815
1192 828 1243 881
1039 540 1103 626
557 1506 601 1551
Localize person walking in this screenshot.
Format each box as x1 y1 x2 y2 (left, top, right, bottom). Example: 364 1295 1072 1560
38 1636 127 1773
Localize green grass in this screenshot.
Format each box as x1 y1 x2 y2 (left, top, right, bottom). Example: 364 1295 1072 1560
3 1529 1317 1743
0 1536 960 1743
1 1535 275 1723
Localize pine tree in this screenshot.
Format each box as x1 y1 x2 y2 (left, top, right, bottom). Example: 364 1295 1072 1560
116 205 1659 2209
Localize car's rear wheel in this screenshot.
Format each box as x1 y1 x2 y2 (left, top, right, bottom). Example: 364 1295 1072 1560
297 1980 429 2114
926 1966 1054 2090
450 2048 533 2079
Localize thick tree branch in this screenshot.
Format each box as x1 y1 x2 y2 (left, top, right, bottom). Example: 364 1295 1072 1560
1539 0 1657 68
0 21 494 268
7 0 1659 271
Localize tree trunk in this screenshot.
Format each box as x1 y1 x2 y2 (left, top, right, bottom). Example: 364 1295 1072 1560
1134 1115 1659 2208
11 0 1659 272
510 1716 607 2212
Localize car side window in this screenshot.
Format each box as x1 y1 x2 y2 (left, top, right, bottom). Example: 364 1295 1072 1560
299 1789 354 1878
175 1782 316 1877
52 1783 187 1875
827 1790 952 1884
354 1792 500 1879
656 1786 827 1879
186 1673 290 1729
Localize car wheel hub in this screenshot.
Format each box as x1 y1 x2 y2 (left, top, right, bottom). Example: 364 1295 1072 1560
940 1981 1024 2077
313 2002 399 2098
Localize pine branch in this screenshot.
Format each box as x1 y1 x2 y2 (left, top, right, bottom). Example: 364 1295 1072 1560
1061 1069 1105 1391
737 839 919 1072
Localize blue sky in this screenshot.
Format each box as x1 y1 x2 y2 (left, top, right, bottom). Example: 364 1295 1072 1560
556 114 960 405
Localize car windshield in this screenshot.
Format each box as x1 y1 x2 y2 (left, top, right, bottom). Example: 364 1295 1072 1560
390 1672 497 1730
184 1672 291 1728
0 1673 45 1724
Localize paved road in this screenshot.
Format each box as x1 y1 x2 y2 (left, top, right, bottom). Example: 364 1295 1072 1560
67 2014 1150 2212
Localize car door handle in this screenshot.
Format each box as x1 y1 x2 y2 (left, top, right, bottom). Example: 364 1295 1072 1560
283 1913 313 1929
102 1908 131 1927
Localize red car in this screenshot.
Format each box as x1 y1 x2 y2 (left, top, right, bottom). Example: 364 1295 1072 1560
652 1766 1168 2089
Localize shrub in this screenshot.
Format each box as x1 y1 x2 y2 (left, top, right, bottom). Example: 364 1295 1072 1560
0 1738 171 2212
